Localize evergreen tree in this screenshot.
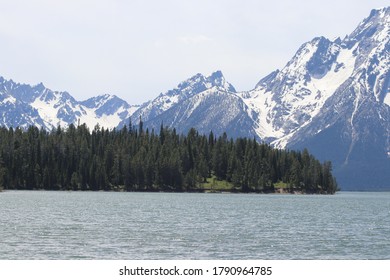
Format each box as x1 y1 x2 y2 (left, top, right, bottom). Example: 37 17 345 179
0 124 338 194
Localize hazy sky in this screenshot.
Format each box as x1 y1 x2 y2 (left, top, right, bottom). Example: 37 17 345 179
0 0 388 104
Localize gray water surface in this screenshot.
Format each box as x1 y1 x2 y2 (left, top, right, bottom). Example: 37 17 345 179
0 191 389 259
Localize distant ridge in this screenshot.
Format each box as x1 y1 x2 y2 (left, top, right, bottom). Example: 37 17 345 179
0 77 138 130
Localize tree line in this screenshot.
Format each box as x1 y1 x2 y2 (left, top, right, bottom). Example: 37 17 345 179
0 122 338 194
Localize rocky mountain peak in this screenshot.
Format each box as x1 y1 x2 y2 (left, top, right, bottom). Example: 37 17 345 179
345 7 389 48
208 70 236 92
171 70 236 98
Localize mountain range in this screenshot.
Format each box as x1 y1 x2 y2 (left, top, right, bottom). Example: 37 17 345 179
0 77 139 130
0 7 389 190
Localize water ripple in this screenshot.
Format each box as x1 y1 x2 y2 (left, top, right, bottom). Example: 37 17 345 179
0 191 389 259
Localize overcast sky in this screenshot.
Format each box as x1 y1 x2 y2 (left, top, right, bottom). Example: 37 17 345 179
0 0 388 104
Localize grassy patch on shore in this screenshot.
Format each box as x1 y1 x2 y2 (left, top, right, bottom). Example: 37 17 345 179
200 176 234 192
274 181 288 189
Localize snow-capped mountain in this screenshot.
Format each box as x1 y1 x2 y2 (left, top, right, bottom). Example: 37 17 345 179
118 71 258 138
80 94 138 128
0 77 138 130
0 7 388 190
283 7 390 190
241 7 389 189
239 36 356 144
121 7 389 190
121 70 237 125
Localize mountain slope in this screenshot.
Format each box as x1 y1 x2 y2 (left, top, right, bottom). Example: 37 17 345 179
118 71 258 138
141 88 258 139
124 70 237 124
283 7 390 190
239 36 358 143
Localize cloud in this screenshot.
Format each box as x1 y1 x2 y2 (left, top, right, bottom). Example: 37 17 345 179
177 35 213 45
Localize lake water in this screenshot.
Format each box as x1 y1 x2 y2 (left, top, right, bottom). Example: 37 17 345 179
0 191 389 259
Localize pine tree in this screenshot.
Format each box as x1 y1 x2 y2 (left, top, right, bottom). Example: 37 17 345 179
0 124 338 194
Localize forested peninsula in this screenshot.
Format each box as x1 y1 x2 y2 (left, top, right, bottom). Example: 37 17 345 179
0 123 338 194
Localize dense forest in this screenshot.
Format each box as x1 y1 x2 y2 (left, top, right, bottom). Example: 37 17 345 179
0 122 338 194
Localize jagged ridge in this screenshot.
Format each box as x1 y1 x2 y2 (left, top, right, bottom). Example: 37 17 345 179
0 77 138 130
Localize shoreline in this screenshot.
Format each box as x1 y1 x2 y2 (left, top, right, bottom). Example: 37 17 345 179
0 188 336 195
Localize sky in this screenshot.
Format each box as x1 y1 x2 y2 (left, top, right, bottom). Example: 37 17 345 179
0 0 388 105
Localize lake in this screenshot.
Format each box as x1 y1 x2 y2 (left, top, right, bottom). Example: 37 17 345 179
0 191 389 259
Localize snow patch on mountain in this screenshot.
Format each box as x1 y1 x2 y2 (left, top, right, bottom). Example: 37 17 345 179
385 93 390 106
240 36 359 145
